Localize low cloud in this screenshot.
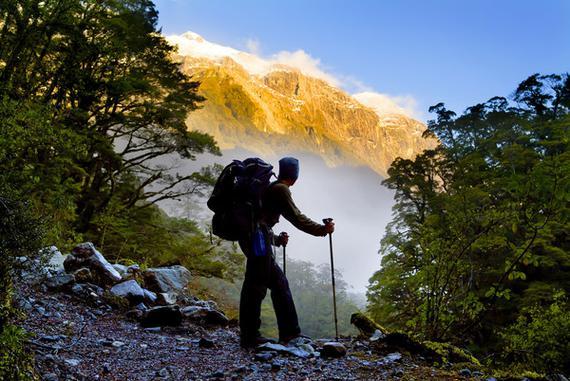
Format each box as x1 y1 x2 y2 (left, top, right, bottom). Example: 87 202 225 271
353 92 421 119
167 31 420 119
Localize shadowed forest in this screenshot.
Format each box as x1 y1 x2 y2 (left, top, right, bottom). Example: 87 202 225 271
0 1 568 380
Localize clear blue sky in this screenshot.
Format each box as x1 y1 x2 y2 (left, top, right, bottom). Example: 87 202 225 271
154 0 569 120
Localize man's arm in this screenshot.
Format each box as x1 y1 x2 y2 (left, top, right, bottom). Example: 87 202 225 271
274 184 328 236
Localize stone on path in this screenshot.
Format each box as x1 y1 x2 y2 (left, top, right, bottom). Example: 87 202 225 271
142 266 191 294
64 243 122 285
110 280 145 305
320 342 347 358
180 305 229 326
141 305 182 328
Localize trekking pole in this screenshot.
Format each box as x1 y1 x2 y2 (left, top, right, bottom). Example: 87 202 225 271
323 218 339 340
280 232 288 276
282 245 286 277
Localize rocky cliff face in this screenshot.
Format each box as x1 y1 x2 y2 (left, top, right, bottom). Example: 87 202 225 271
172 34 435 177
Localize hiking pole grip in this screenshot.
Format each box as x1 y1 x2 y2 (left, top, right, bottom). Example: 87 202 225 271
323 218 339 340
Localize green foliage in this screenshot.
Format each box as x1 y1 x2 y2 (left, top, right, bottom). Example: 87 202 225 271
261 259 360 338
368 73 569 372
500 292 570 374
0 324 35 381
0 192 44 380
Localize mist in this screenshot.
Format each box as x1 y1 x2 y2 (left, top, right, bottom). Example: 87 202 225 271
160 148 396 294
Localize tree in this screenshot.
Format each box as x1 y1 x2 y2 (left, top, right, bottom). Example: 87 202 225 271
0 0 220 234
368 73 569 371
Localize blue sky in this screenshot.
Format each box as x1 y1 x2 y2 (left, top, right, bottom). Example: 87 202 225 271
154 0 569 121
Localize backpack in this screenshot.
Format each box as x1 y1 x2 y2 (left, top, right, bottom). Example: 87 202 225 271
207 158 275 241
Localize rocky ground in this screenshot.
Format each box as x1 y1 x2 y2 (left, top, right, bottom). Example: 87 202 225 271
14 244 494 381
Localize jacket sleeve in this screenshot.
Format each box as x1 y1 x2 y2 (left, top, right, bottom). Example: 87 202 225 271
274 184 327 237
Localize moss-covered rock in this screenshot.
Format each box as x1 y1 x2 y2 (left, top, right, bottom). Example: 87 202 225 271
350 312 389 337
350 312 482 367
423 341 481 366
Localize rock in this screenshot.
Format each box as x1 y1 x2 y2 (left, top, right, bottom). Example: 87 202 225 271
73 268 92 283
392 368 405 377
64 358 81 367
112 264 128 275
257 342 311 358
127 264 140 273
255 352 274 361
547 376 569 381
45 246 66 273
110 280 145 305
181 305 229 326
141 305 182 327
125 309 144 321
40 334 67 342
199 337 215 348
459 368 472 377
271 359 287 370
42 373 59 381
190 299 219 310
142 289 157 304
156 292 177 305
65 243 122 285
142 266 191 293
111 341 126 348
350 312 389 337
380 352 402 364
209 371 225 379
472 371 484 378
370 329 386 342
320 342 347 358
45 272 75 290
423 341 481 365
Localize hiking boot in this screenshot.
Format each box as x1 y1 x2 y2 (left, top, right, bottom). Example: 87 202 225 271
240 335 276 348
279 334 312 346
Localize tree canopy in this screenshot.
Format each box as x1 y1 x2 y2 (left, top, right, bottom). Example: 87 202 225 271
367 73 569 373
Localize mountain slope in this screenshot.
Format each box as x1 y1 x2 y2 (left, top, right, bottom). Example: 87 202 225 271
170 33 435 177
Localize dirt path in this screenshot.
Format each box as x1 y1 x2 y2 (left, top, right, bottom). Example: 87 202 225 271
18 286 468 381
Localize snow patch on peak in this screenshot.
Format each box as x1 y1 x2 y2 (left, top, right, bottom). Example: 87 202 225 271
166 31 337 86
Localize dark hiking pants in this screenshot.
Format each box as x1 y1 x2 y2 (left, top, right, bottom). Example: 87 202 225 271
238 238 301 341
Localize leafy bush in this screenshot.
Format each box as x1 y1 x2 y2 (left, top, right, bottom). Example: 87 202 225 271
0 192 45 381
0 325 35 381
500 292 570 374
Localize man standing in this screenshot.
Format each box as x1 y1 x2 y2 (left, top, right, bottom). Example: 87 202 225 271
239 157 335 348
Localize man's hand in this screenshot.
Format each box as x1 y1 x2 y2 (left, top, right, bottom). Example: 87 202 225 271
276 232 289 247
323 218 335 234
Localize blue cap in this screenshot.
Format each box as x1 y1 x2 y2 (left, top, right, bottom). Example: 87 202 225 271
278 157 299 180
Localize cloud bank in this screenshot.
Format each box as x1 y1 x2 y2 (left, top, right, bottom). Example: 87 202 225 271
167 31 420 119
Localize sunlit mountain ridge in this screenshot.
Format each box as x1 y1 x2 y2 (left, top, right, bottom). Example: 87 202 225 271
168 32 436 176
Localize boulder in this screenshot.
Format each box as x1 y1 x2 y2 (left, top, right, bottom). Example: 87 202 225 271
142 266 191 294
142 289 157 305
112 264 128 275
180 305 229 326
156 292 177 306
110 280 145 305
73 268 92 283
65 243 122 285
350 312 389 337
45 246 66 274
141 305 182 327
45 272 75 290
320 342 347 358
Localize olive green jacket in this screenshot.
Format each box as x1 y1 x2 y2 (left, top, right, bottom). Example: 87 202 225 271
260 181 328 238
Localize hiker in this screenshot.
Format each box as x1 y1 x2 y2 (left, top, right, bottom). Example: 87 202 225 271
239 157 335 348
